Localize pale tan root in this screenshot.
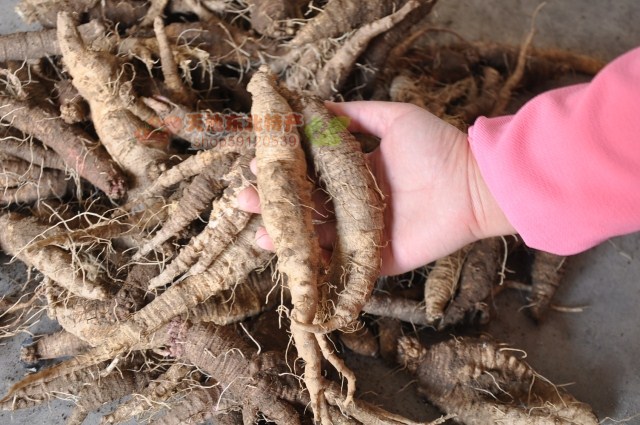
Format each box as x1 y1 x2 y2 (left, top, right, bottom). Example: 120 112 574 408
137 149 237 199
315 0 421 98
0 84 127 199
247 68 329 423
153 16 197 105
289 95 383 334
135 163 228 259
20 330 92 364
0 213 111 300
440 237 501 329
0 20 106 62
65 366 153 425
338 324 379 357
397 336 598 425
153 382 238 425
101 363 195 424
147 161 253 288
167 321 301 425
192 269 278 325
130 216 271 338
528 251 566 321
57 12 168 195
424 245 471 326
289 0 397 47
362 295 428 326
140 0 170 27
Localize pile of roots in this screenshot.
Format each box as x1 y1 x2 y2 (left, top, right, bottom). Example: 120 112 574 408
0 1 604 424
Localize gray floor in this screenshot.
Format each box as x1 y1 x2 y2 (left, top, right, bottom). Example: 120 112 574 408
1 0 639 424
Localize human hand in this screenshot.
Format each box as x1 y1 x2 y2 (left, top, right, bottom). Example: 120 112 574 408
238 101 515 276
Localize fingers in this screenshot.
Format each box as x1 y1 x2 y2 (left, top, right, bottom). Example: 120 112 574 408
237 186 261 214
324 100 415 139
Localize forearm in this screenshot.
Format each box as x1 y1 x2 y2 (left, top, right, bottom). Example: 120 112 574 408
469 47 640 254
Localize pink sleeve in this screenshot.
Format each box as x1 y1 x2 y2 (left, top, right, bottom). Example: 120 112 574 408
468 47 640 255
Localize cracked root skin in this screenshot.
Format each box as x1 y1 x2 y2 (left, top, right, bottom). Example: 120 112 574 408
528 250 567 321
289 94 384 334
398 336 598 425
57 12 168 195
168 321 301 425
0 213 111 300
247 67 329 422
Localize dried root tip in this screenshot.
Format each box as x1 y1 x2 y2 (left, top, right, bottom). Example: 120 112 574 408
146 162 253 289
20 331 91 364
0 96 126 200
0 213 112 300
400 337 599 425
316 0 421 98
153 16 197 106
287 94 383 336
439 237 501 329
396 336 428 374
424 246 471 326
527 251 567 321
135 165 226 259
338 324 379 357
246 0 300 38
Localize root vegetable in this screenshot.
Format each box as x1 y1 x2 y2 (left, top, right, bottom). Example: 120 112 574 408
338 325 379 357
138 149 238 199
0 213 112 300
362 294 428 326
314 0 421 99
528 251 566 321
290 94 383 334
289 0 397 47
167 321 301 425
57 12 169 195
20 330 91 364
0 20 106 62
0 95 127 199
153 17 197 106
439 238 501 329
397 336 598 425
135 163 228 259
147 161 254 288
101 363 196 425
247 67 329 422
192 269 279 325
65 367 152 425
17 0 148 28
153 383 238 425
424 246 471 326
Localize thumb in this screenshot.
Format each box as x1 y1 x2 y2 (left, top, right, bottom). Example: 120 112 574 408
324 100 414 139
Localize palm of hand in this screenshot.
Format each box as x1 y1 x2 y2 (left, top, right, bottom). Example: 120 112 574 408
361 104 478 275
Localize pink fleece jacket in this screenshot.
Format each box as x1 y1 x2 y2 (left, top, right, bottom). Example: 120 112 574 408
468 47 640 255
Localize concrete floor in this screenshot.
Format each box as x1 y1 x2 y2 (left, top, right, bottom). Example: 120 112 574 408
1 0 639 423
